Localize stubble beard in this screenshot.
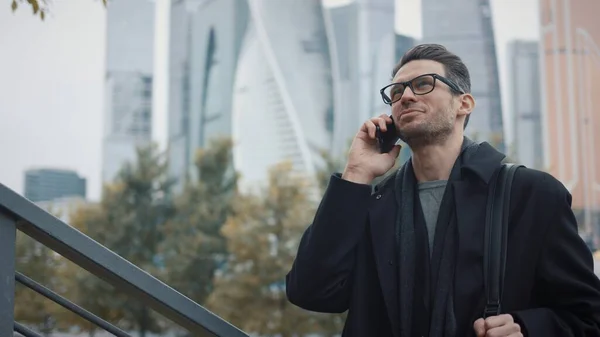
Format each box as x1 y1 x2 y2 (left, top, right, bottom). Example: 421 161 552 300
397 106 455 149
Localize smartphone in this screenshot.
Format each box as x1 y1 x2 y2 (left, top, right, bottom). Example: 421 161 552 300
376 116 399 154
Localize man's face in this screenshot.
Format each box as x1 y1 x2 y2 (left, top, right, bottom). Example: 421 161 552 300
390 60 459 147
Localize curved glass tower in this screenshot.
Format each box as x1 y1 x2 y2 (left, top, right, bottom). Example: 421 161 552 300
232 0 334 188
323 0 396 157
168 0 249 188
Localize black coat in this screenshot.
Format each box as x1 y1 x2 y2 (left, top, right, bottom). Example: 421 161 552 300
286 142 600 337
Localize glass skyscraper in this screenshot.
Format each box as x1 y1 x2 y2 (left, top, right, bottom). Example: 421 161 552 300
102 0 155 184
168 0 249 188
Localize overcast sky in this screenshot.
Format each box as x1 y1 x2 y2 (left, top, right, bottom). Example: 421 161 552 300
0 0 539 201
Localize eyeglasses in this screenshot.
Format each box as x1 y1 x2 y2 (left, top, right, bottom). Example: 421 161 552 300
379 73 465 106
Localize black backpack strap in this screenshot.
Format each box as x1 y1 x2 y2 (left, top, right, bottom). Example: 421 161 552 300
483 163 522 318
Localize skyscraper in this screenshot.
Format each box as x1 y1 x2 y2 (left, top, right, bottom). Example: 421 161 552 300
420 0 504 151
539 0 600 239
395 34 416 63
395 33 416 164
168 0 249 188
507 40 543 169
24 168 86 203
323 0 396 157
102 0 155 184
231 0 334 188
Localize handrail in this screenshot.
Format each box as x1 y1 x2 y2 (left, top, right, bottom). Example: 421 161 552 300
0 183 248 337
15 271 131 337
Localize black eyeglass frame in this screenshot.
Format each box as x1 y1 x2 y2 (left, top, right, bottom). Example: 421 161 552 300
379 73 465 106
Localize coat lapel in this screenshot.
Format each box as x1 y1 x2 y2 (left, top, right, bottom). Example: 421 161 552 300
452 142 506 331
368 186 400 336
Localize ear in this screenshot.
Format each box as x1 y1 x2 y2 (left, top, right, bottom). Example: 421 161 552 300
457 93 475 119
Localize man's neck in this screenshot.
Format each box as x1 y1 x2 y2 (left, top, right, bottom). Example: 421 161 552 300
411 133 464 182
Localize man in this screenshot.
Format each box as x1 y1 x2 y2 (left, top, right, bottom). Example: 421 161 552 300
286 44 600 337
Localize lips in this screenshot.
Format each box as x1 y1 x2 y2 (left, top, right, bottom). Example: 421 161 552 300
400 109 421 117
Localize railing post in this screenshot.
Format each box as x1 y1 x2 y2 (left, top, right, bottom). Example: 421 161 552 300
0 212 16 336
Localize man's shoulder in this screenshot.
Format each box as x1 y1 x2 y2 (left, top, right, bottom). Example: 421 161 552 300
510 165 570 203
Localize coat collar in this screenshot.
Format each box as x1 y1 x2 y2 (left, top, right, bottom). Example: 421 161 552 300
374 137 506 192
460 140 506 184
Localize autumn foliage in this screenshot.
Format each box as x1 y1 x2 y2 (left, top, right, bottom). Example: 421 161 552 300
14 138 347 336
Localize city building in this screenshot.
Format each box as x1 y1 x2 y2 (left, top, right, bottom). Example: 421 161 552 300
539 0 600 241
24 169 86 203
395 33 416 63
231 0 334 189
102 0 155 184
507 40 543 169
420 0 505 151
168 0 249 188
165 0 397 187
323 0 396 157
394 33 416 164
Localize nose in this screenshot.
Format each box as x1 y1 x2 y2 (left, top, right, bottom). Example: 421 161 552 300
398 86 417 106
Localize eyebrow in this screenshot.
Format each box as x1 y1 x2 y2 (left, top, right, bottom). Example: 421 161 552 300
392 74 421 83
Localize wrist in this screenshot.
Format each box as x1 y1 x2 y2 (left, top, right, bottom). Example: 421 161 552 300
342 167 374 185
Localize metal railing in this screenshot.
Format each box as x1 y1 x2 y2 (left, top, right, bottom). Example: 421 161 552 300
0 183 249 337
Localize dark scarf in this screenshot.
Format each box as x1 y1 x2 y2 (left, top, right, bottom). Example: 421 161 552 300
394 138 478 337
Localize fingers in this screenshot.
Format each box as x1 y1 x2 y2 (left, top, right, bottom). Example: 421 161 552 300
473 318 486 337
473 314 522 337
387 144 402 159
362 114 394 139
485 324 521 337
484 314 514 330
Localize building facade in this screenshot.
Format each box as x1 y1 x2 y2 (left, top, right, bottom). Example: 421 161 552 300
507 40 543 169
24 169 86 203
323 0 396 158
420 0 504 151
168 0 249 188
394 33 416 164
540 0 600 240
102 0 155 184
231 0 334 189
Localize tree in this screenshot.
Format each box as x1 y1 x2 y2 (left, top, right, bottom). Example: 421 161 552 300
206 162 344 336
316 149 345 194
11 0 107 20
59 204 126 336
65 144 175 337
14 232 63 335
159 137 238 306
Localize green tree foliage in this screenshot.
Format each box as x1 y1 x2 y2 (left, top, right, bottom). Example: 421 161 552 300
17 138 353 336
61 204 126 336
14 232 63 335
206 162 344 336
316 149 345 193
159 137 238 305
54 139 238 335
65 144 175 337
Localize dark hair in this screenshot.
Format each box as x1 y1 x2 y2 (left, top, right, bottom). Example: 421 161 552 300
392 44 471 128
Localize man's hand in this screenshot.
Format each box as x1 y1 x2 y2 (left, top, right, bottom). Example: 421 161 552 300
342 114 401 185
473 314 523 337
